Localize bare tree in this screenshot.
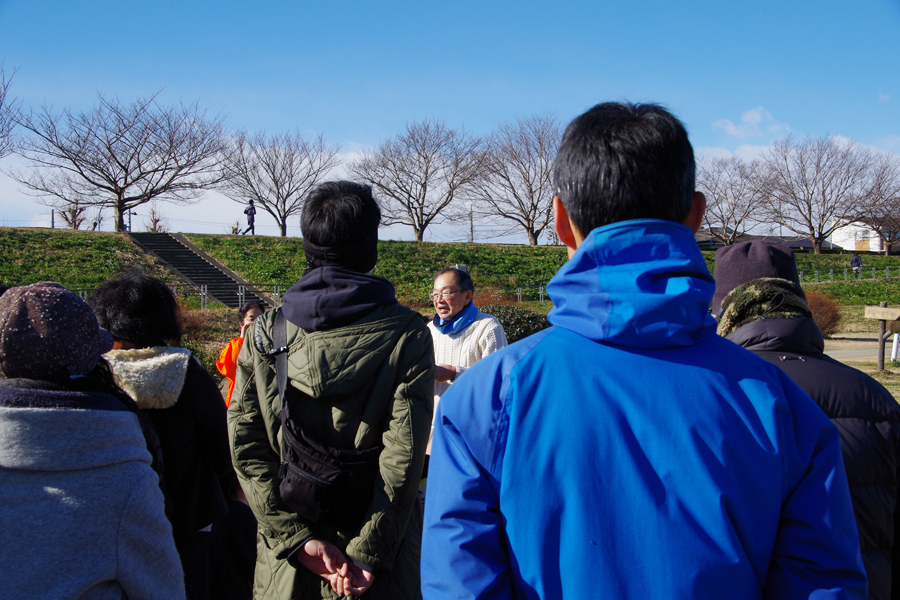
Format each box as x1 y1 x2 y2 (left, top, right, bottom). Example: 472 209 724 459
472 114 561 245
696 156 767 245
860 152 900 256
59 197 89 230
220 130 340 237
8 92 227 232
143 202 170 233
761 136 876 254
349 119 484 242
0 64 20 158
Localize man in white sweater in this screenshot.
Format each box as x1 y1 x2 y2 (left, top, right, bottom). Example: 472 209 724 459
427 266 507 429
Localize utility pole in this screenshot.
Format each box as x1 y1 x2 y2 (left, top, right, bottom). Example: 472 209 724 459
51 210 55 229
468 205 474 243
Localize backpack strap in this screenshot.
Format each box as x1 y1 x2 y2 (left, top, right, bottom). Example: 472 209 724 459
272 309 291 479
272 309 289 409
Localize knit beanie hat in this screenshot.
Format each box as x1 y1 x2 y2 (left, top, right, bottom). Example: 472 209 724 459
716 277 812 337
712 241 802 315
0 282 114 379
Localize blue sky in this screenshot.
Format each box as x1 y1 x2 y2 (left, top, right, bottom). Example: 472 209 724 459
1 0 898 241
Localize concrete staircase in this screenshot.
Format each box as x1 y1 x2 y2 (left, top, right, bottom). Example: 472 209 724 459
128 233 273 308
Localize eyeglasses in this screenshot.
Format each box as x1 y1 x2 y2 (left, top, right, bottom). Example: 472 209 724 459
429 289 463 301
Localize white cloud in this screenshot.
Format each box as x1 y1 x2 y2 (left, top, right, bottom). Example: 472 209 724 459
879 93 890 102
876 135 900 152
712 107 790 140
694 146 734 159
695 143 773 161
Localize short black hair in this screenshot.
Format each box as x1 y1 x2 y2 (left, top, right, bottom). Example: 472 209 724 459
301 181 381 247
90 273 182 348
0 283 9 297
433 267 474 292
553 102 695 236
238 301 266 324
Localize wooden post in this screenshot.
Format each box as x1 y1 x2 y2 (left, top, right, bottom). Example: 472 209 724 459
879 302 887 371
864 305 900 371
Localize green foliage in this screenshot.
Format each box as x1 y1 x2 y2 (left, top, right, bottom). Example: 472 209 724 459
480 304 550 343
0 228 174 289
802 279 900 305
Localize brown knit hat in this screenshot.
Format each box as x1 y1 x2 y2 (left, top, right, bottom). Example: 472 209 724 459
712 241 802 314
0 282 114 379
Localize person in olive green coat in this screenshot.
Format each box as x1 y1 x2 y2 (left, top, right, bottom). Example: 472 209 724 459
229 181 434 600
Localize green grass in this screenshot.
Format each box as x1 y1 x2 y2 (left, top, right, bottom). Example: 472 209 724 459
184 234 568 308
0 228 173 290
6 226 899 308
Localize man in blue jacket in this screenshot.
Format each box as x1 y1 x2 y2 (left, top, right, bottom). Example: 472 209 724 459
421 102 867 599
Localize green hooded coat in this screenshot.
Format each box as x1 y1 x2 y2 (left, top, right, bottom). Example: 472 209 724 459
228 300 434 600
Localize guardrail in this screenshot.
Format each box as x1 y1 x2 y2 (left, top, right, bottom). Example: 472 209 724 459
799 267 895 283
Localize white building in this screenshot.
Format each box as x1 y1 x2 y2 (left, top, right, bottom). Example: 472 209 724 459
832 218 891 253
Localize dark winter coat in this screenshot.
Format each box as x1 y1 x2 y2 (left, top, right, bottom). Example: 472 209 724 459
106 346 234 600
728 317 900 600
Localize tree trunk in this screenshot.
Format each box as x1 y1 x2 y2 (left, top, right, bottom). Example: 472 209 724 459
414 228 424 242
115 202 126 233
813 240 822 255
280 220 287 237
527 230 538 245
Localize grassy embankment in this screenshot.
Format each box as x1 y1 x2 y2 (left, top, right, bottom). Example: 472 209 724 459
5 227 900 393
0 228 173 289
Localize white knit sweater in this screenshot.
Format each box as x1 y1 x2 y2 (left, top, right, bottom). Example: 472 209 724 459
427 311 508 413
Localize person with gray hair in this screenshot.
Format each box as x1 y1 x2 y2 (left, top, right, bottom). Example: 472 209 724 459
715 240 900 600
0 282 184 599
427 264 506 442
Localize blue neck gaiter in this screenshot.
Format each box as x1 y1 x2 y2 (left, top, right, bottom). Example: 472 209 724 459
433 302 479 335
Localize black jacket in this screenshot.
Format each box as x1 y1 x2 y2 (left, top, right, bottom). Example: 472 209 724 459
728 317 900 600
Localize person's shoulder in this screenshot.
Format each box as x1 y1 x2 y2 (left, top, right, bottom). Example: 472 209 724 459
449 326 557 395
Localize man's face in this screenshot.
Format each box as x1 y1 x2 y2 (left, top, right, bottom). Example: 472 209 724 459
431 272 473 321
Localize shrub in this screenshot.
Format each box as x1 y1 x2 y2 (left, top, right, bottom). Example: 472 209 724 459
805 291 842 337
480 304 550 343
182 338 219 379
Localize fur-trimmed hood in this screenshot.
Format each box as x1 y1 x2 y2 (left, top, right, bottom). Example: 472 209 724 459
104 347 191 409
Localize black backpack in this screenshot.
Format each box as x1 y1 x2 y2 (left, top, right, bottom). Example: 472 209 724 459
270 310 382 528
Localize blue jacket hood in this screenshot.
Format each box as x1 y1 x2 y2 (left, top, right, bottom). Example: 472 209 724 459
547 219 716 348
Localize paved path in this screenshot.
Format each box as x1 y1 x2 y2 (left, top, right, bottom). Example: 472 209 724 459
826 348 882 359
824 335 898 362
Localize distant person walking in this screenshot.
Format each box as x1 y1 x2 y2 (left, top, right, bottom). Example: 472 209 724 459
243 200 257 236
851 252 863 278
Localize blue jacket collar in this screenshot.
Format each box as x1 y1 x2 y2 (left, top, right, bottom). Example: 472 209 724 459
547 219 716 348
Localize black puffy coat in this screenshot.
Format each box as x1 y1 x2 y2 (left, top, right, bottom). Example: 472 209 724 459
728 317 900 600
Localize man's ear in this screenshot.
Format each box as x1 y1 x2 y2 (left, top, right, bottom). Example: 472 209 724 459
682 192 706 234
554 196 581 257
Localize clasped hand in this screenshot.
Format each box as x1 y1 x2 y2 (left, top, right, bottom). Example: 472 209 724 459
295 538 375 597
